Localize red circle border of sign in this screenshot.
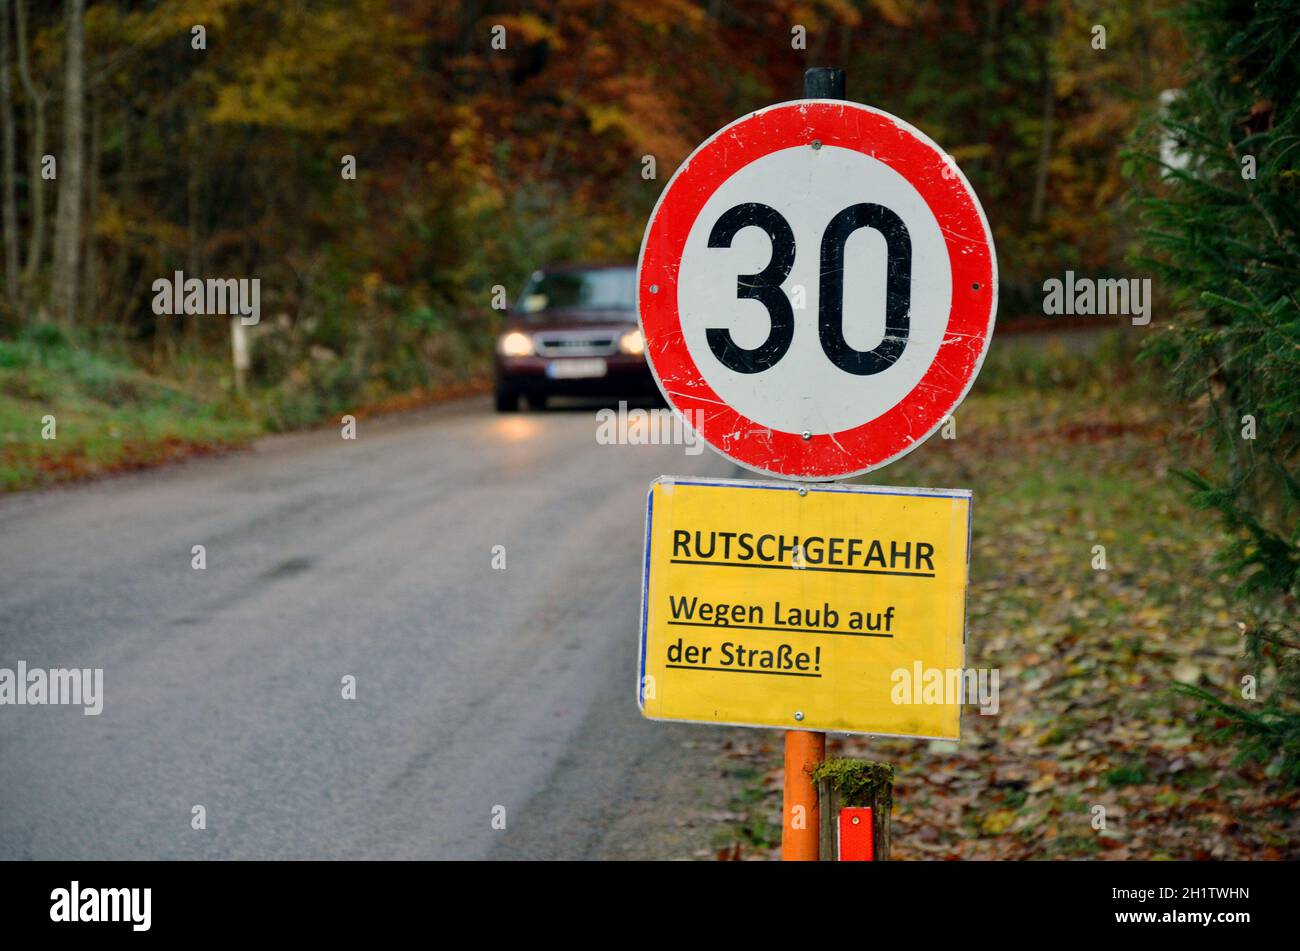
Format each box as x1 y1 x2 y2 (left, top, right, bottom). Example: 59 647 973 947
637 99 997 480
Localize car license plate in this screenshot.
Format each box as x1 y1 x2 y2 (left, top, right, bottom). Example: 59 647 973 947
547 358 607 379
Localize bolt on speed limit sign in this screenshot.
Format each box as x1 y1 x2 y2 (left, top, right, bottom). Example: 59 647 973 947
637 99 996 481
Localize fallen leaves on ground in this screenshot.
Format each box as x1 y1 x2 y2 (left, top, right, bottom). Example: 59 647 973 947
707 353 1300 860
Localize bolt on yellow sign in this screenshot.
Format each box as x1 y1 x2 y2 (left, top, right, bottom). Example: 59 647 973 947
638 477 971 739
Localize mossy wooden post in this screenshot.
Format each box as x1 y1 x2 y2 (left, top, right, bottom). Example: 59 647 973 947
813 759 894 861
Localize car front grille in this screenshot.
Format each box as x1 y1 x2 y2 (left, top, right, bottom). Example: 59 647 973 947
533 331 619 357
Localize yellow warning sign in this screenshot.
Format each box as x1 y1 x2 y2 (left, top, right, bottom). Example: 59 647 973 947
638 477 971 739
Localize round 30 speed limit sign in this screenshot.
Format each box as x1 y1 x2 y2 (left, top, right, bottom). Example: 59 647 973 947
637 99 997 480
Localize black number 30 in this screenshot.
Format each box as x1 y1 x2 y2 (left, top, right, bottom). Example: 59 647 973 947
706 202 912 375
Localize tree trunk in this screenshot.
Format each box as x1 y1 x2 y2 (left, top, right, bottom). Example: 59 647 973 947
0 0 20 308
111 100 131 328
977 0 999 147
14 0 47 309
81 87 98 322
52 0 85 326
1030 10 1055 226
539 1 608 177
186 133 201 352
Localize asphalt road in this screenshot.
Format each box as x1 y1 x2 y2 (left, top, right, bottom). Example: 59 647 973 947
0 397 742 859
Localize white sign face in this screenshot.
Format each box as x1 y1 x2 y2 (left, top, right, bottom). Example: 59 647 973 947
676 144 952 436
637 99 997 480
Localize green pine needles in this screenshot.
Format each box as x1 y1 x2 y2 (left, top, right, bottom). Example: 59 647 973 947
1131 0 1300 783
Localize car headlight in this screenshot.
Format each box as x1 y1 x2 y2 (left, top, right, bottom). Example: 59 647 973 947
498 331 534 357
618 329 645 356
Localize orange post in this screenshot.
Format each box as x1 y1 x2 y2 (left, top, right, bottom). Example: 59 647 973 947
781 729 826 860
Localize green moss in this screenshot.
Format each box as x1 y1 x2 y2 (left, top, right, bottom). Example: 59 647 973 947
1104 764 1150 787
812 758 895 809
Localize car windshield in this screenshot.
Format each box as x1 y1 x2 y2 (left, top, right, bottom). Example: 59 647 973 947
518 268 635 317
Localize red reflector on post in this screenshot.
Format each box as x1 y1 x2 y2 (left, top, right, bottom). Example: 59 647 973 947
838 807 874 861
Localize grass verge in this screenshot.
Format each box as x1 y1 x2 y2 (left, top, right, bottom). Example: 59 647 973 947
0 325 487 492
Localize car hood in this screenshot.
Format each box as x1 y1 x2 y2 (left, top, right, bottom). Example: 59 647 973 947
510 308 638 332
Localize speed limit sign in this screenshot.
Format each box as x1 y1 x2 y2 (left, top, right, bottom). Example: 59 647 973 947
637 99 997 480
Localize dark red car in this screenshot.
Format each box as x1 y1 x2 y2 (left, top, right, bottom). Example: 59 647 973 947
493 263 658 411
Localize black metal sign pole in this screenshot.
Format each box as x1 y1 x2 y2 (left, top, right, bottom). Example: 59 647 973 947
803 66 845 101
